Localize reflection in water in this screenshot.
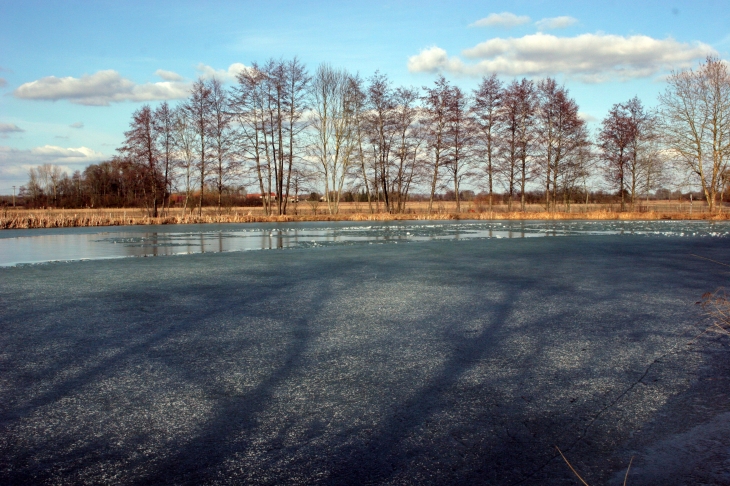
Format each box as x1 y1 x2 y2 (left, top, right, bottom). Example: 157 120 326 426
1 220 729 267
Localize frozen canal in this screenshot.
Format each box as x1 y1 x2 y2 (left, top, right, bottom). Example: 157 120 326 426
1 221 730 484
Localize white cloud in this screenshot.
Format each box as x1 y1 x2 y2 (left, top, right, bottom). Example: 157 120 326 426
30 145 105 160
407 47 468 75
14 70 191 106
0 145 107 191
408 33 716 82
196 63 250 82
155 69 184 81
0 123 24 133
535 16 578 31
69 121 84 129
578 112 598 123
470 12 531 28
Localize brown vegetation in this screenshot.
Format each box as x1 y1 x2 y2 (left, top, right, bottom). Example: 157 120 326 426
2 202 728 230
700 288 730 336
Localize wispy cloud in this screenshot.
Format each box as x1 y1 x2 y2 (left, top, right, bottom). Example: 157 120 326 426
470 12 530 28
155 69 184 82
0 123 24 133
69 121 84 129
14 70 191 106
535 16 578 31
29 145 105 160
408 33 716 82
0 78 7 88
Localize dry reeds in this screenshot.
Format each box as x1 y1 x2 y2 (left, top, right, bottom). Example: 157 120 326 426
1 207 729 230
556 447 634 486
700 288 730 336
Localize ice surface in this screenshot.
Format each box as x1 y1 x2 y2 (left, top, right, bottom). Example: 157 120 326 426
1 233 729 484
1 219 729 267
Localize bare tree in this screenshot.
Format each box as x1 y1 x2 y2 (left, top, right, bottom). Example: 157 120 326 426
536 78 588 210
308 64 358 214
185 78 213 216
623 97 658 208
348 75 375 213
172 105 197 215
120 104 161 217
27 164 66 206
26 167 43 201
280 58 310 215
471 74 502 209
561 140 594 209
444 85 474 212
423 76 452 213
659 57 730 212
390 86 423 213
208 78 237 211
515 79 537 211
498 79 535 211
642 137 666 203
364 71 396 212
233 64 272 214
153 101 176 215
262 60 285 215
599 101 634 211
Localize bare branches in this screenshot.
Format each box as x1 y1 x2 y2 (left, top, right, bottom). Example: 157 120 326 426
599 101 635 211
472 74 502 208
659 57 730 212
184 78 213 216
28 57 730 215
120 105 161 217
308 63 359 214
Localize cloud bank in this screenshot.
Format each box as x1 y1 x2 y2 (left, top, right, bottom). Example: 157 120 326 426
0 144 107 191
13 70 191 106
408 33 716 82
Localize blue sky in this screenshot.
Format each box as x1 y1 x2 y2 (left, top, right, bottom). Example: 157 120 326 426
1 0 729 194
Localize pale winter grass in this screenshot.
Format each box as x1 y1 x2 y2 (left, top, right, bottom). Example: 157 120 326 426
1 202 729 229
557 447 634 486
700 288 730 337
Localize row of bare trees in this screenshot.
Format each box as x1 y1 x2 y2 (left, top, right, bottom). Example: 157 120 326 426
111 59 596 216
22 57 730 213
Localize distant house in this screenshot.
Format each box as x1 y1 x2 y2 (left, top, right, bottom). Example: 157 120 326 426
246 192 277 202
248 192 299 203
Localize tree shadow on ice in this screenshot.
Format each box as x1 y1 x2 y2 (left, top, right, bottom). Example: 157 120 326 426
1 237 728 484
0 257 333 484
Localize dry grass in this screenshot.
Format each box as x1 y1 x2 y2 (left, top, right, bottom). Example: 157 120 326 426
1 204 729 230
700 288 730 336
557 447 634 486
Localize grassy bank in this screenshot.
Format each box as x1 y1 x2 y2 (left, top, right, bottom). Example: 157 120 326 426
2 204 729 229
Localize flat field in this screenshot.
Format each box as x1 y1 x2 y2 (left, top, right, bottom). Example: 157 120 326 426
1 232 729 484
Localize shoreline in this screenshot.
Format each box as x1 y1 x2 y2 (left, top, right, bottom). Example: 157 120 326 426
2 207 730 229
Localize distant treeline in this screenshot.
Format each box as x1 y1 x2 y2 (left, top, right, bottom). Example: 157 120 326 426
18 57 730 215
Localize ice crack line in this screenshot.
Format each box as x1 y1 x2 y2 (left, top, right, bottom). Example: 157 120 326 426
511 323 712 486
